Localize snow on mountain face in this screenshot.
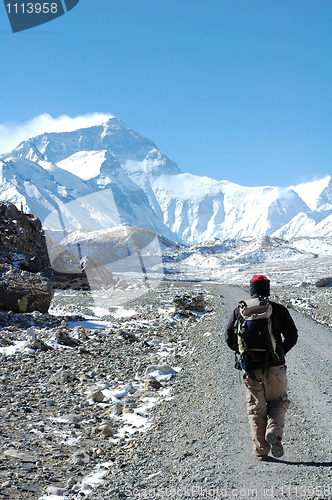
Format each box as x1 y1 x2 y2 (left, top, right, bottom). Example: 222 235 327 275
57 150 107 181
271 213 317 239
290 176 332 211
308 213 332 237
150 174 310 243
1 116 332 245
13 118 180 175
0 156 84 221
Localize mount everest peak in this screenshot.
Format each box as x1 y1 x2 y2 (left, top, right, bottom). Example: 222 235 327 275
1 117 332 245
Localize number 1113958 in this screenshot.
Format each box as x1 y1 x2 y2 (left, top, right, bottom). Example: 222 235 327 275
6 3 58 14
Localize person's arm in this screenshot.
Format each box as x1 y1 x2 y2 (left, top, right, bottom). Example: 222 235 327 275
275 303 298 354
225 308 239 352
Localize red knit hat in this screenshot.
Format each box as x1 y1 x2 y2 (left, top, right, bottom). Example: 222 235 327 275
249 275 270 296
250 275 270 282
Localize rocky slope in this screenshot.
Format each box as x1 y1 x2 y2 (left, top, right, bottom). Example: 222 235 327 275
0 202 49 273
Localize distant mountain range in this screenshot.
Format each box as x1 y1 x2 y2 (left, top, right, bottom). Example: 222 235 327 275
1 117 331 244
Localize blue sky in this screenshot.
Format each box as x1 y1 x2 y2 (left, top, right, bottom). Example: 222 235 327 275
1 0 332 187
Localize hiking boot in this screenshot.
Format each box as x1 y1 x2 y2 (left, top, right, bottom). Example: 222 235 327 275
266 432 284 458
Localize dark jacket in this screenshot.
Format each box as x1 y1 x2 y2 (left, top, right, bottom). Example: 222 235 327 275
225 299 298 367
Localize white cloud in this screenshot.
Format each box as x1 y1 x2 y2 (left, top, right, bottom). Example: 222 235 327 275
0 112 114 155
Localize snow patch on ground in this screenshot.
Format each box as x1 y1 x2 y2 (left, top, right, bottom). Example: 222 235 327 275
0 340 27 355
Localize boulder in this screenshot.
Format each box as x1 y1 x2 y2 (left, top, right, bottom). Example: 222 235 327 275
42 239 90 290
45 251 115 290
315 277 332 288
0 264 54 313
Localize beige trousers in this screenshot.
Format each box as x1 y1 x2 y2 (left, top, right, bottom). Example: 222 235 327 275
243 365 290 456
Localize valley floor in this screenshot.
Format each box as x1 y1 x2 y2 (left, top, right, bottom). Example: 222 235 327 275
0 280 332 499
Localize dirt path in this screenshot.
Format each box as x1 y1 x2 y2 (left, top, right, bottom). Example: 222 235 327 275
216 285 332 499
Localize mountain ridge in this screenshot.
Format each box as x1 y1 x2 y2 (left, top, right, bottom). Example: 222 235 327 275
1 117 332 244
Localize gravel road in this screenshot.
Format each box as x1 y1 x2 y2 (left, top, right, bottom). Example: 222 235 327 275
96 282 332 500
1 281 332 500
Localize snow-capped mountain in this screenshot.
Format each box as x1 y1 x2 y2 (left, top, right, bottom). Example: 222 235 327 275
1 116 332 244
290 176 332 212
150 173 314 243
0 119 180 242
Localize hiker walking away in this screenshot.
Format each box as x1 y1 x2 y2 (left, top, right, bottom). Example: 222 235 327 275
225 275 298 460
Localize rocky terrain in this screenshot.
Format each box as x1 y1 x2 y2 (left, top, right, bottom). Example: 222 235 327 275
0 281 214 499
0 279 332 500
1 201 332 499
0 202 49 273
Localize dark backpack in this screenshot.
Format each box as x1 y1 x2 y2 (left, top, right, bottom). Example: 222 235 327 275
234 296 280 376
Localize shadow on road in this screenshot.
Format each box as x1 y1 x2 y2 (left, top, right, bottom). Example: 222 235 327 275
267 457 332 467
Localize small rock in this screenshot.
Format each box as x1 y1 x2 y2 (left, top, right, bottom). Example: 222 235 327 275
66 477 77 487
26 327 37 337
122 407 134 414
124 383 137 394
114 279 128 289
1 481 11 488
87 390 105 403
24 338 52 352
100 424 114 437
74 325 89 340
55 330 80 346
70 449 90 464
109 403 122 416
147 379 162 390
62 414 84 424
316 277 332 288
119 331 137 342
50 369 76 384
